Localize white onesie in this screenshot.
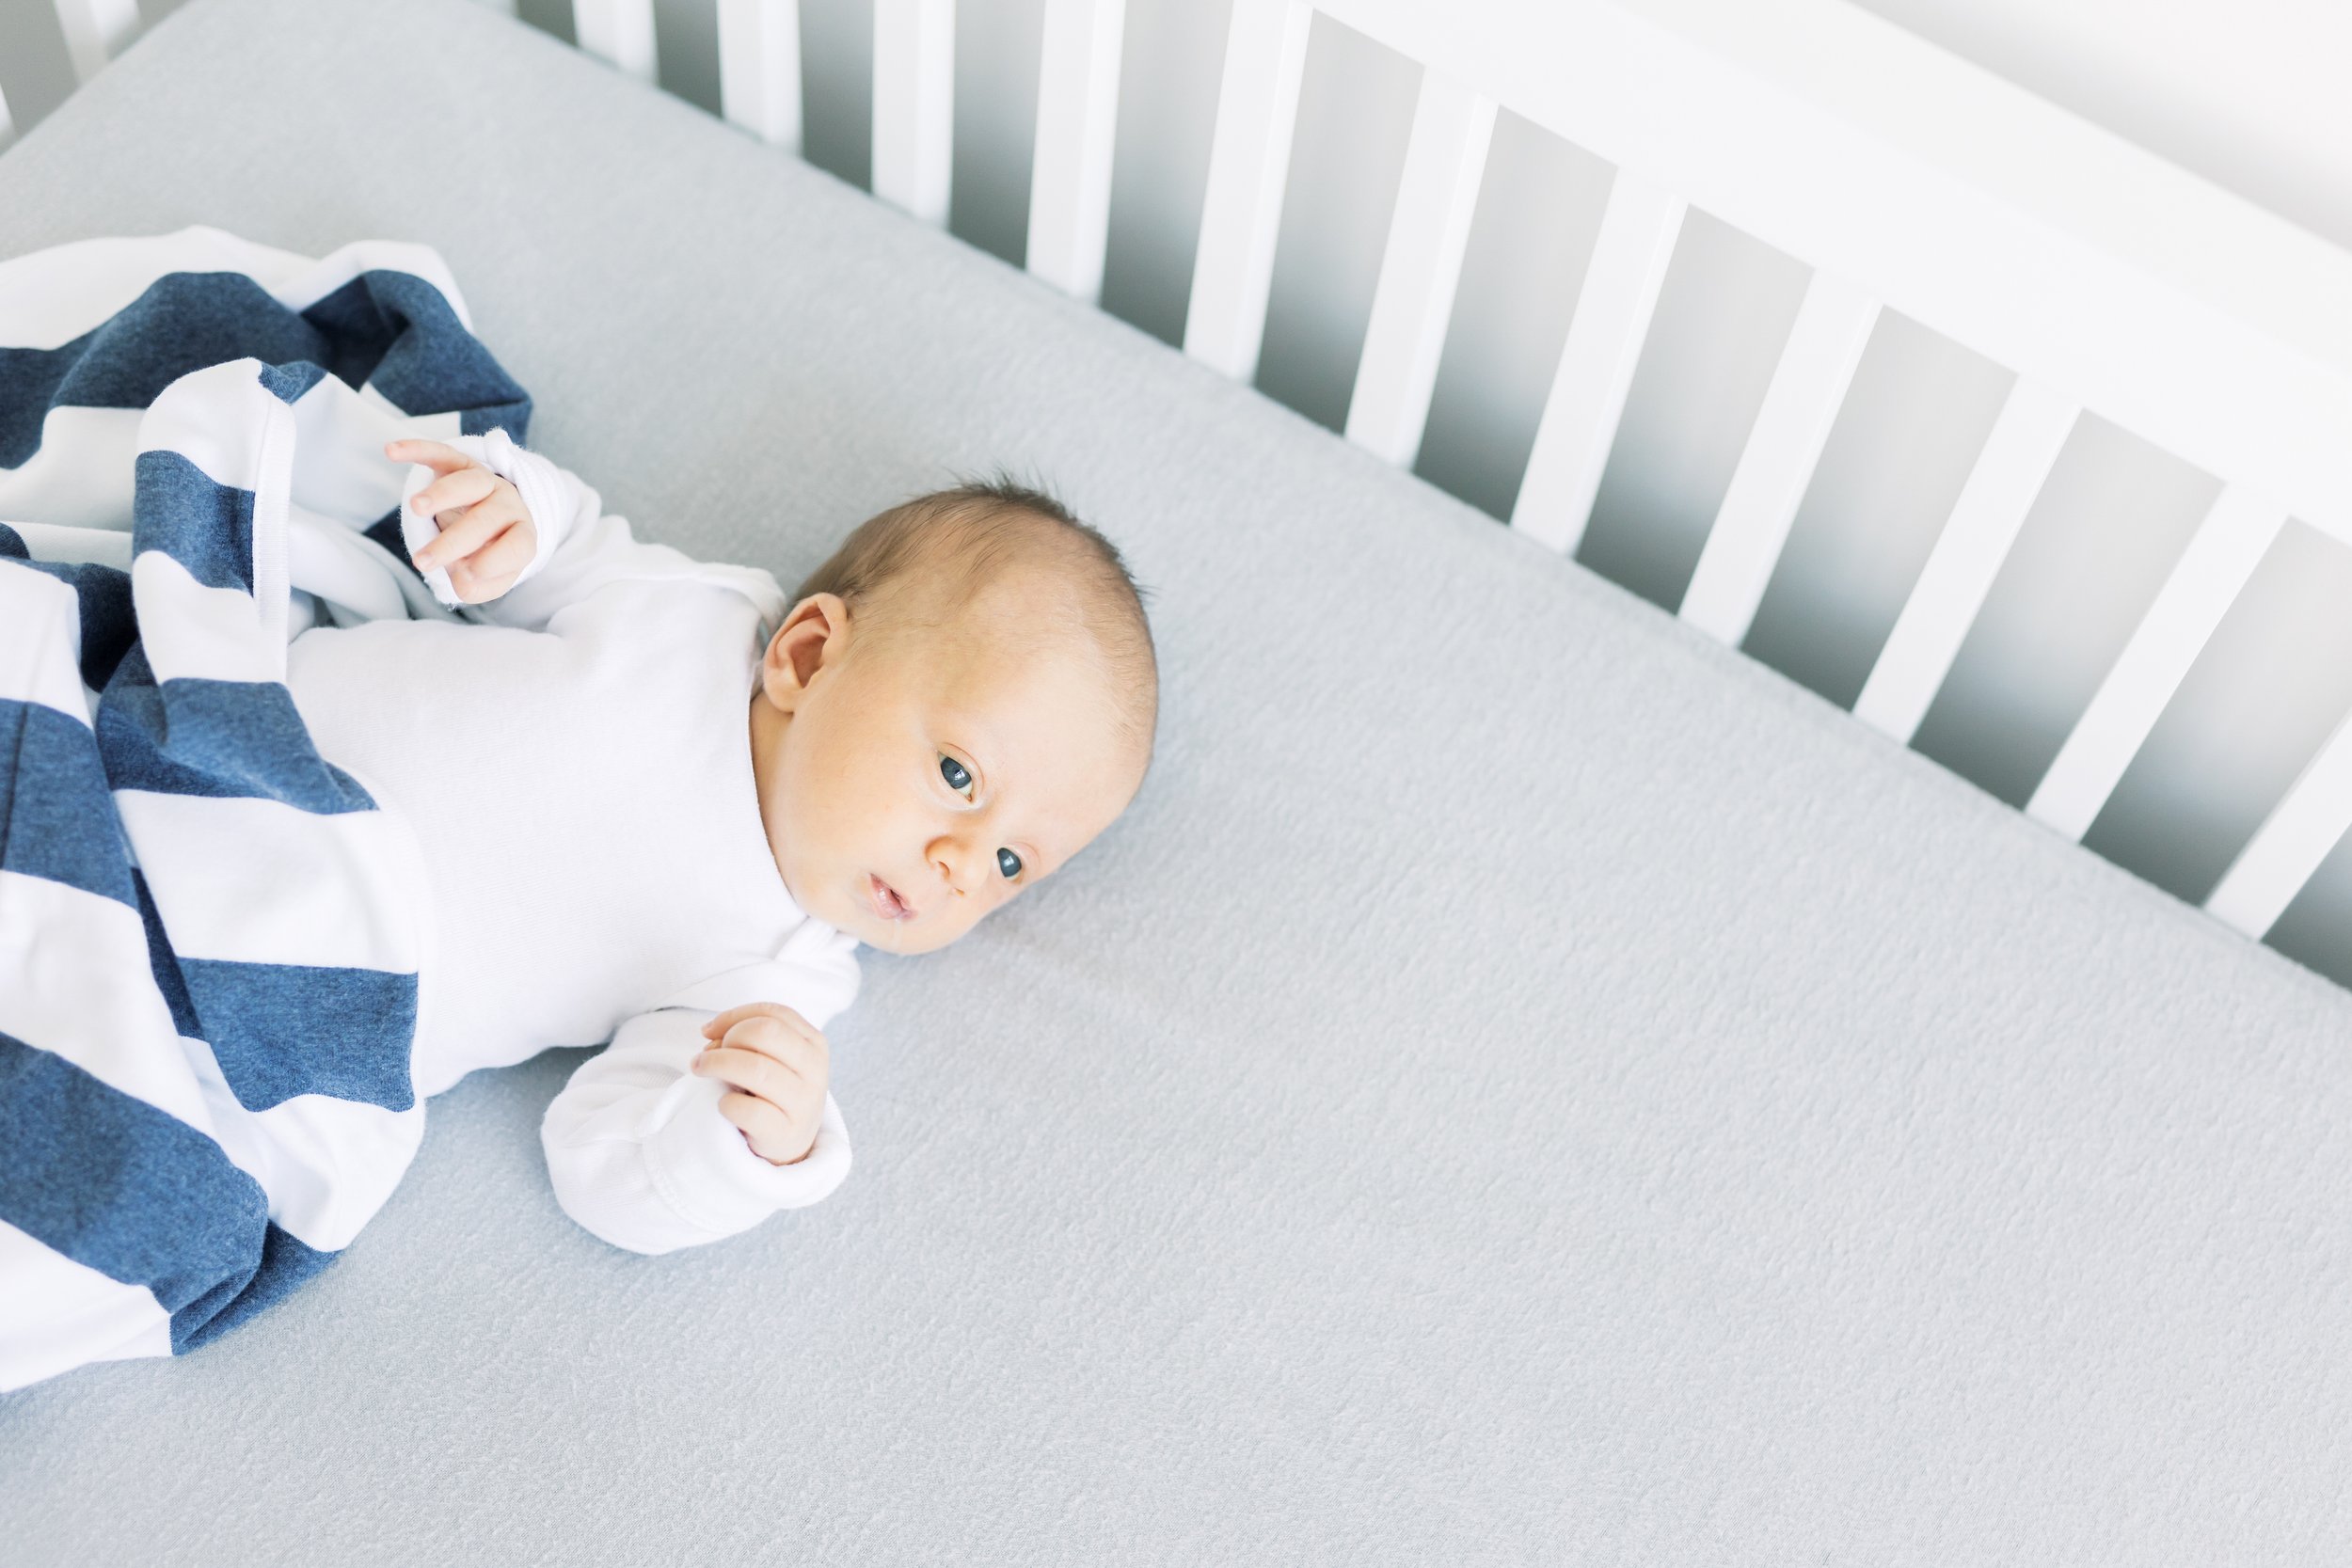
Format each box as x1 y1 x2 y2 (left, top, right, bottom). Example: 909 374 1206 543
285 433 858 1256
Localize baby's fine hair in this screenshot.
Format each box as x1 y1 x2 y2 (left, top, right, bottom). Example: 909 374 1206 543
793 477 1158 756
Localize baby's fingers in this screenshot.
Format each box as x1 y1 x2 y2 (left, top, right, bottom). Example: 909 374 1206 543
384 437 477 476
715 1090 816 1165
445 522 535 601
409 464 499 525
415 502 515 574
692 1042 812 1102
702 1002 820 1048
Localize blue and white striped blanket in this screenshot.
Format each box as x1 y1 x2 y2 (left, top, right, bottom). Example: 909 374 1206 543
0 230 530 1389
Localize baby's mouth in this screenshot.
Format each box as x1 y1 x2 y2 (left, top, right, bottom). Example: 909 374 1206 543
866 873 915 923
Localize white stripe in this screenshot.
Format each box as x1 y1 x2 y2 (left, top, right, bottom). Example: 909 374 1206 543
0 871 219 1137
0 228 471 352
130 551 281 687
357 383 464 437
183 1036 424 1252
115 793 423 974
134 359 294 496
230 1082 425 1251
7 522 133 570
0 1220 172 1393
0 229 315 350
286 376 416 524
0 405 147 529
0 565 97 723
288 507 413 624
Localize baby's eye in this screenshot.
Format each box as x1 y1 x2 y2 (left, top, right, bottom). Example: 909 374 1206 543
996 847 1023 879
939 754 973 796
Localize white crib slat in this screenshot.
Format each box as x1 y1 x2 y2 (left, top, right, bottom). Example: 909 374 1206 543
51 0 140 85
873 0 958 225
1679 271 1879 644
1343 72 1497 467
1183 0 1312 382
1027 0 1127 302
573 0 659 83
2207 706 2352 939
1851 378 2079 742
719 0 804 151
1510 172 1684 554
2027 486 2287 841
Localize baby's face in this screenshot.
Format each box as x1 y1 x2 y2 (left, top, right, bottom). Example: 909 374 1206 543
749 578 1145 954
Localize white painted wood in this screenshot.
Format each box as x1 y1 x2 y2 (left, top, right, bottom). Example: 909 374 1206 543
0 83 14 153
1509 172 1684 555
873 0 957 225
2207 705 2352 939
719 0 804 152
1851 378 2078 743
1311 0 2352 549
1183 0 1312 382
573 0 658 83
51 0 139 86
1343 72 1496 467
1027 0 1127 302
1678 271 1879 645
2027 486 2287 841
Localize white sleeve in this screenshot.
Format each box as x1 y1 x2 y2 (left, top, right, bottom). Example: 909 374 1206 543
539 1007 853 1256
396 429 786 633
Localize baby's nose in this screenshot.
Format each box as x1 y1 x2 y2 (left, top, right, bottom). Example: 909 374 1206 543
928 836 986 895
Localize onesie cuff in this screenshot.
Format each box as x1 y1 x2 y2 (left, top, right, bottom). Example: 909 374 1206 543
638 1077 854 1237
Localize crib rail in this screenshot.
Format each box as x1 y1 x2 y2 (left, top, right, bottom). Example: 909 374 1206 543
22 0 2352 952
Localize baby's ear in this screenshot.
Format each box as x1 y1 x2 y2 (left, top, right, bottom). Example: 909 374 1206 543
762 593 850 709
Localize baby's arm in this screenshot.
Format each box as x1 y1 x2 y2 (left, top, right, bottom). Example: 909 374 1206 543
382 434 786 632
539 1006 852 1256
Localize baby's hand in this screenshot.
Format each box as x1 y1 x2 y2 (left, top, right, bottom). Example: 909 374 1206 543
386 437 537 603
691 1003 831 1165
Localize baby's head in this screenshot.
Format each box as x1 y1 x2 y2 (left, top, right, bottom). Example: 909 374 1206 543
748 479 1156 953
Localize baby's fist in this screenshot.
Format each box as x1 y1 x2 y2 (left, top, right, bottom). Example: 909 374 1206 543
691 1003 830 1165
386 437 537 604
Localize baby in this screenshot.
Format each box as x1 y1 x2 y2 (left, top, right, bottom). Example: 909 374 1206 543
283 434 1155 1253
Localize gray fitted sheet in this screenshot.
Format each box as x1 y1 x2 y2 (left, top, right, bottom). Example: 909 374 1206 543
5 1 2351 1562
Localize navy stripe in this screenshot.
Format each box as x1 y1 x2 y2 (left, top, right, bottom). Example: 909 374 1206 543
299 271 531 437
258 361 329 405
133 870 204 1041
172 1222 336 1353
97 649 377 814
132 449 255 593
0 269 532 471
1 533 139 693
0 697 135 908
180 958 417 1114
0 274 326 467
0 1029 271 1325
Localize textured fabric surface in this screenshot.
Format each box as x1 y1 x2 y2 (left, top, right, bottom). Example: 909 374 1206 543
3 0 2350 1560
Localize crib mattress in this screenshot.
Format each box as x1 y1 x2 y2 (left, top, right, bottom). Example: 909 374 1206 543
6 0 2350 1561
